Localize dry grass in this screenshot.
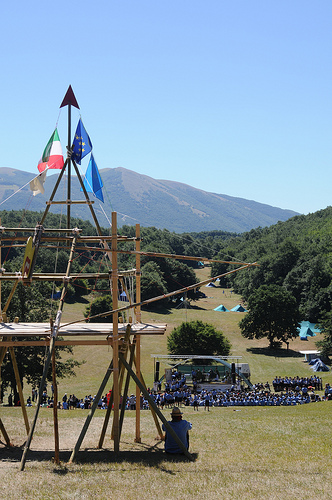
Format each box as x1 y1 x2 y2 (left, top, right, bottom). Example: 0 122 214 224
1 266 332 498
0 403 331 499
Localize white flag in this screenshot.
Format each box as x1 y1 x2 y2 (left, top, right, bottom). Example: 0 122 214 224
29 170 47 196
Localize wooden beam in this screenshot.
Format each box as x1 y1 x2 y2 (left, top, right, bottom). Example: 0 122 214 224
0 322 166 337
52 343 60 464
0 418 11 447
20 231 79 471
135 223 141 443
68 358 114 463
0 340 115 347
9 347 30 435
98 324 132 448
111 212 120 453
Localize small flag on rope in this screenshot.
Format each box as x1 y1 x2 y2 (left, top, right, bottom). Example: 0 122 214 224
37 129 64 173
72 118 92 164
81 153 104 202
29 170 47 196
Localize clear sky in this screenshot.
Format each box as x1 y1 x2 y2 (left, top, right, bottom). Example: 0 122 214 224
1 1 331 215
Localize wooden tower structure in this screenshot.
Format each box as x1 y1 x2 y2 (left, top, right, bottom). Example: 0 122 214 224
0 87 258 470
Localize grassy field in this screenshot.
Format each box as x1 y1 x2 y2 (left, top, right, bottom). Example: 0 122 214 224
1 266 332 498
53 267 332 396
0 403 331 499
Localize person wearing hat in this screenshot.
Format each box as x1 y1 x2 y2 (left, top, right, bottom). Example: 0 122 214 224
162 407 192 454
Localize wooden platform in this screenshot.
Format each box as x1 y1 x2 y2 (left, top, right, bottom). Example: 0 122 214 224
0 322 166 346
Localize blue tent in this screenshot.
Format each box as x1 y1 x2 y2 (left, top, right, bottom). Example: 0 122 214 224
298 321 320 339
299 327 315 341
310 359 330 372
214 304 229 312
231 304 247 312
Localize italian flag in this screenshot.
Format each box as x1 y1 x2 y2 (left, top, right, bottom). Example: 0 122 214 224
37 128 64 173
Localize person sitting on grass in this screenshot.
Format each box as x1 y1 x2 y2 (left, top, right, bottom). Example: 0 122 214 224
162 407 192 454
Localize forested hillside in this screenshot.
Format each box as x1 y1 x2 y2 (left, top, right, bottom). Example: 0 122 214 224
210 207 332 323
3 208 332 326
0 211 236 319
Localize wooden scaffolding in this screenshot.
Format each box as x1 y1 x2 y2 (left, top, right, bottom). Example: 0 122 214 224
0 87 258 469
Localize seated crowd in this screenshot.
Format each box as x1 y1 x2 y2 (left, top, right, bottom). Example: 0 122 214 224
26 375 331 409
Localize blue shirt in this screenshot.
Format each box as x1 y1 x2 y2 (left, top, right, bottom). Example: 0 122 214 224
162 419 192 453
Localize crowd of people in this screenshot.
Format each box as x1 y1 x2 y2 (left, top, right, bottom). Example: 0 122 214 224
25 375 332 409
272 376 323 392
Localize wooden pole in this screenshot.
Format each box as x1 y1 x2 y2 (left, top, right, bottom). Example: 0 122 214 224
118 353 194 461
135 223 141 442
39 159 69 226
68 360 114 463
0 418 11 447
132 355 163 439
9 347 30 435
117 343 136 440
52 328 59 465
111 212 119 453
98 324 131 448
20 231 79 471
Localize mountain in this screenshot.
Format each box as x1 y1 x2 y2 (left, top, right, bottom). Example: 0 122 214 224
0 167 299 233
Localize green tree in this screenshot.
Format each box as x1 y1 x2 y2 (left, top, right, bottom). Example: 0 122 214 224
316 312 332 358
0 281 83 401
84 294 113 322
239 284 301 349
167 320 231 356
140 261 169 308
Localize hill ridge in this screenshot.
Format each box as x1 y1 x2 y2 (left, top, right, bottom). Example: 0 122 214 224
0 167 299 233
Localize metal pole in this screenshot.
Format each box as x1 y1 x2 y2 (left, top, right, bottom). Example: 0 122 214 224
67 105 71 229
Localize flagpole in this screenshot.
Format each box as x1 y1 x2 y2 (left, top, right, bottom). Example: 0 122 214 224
67 103 71 229
59 85 80 229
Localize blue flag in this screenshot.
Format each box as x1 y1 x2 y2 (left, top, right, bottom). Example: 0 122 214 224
81 154 104 202
72 119 92 164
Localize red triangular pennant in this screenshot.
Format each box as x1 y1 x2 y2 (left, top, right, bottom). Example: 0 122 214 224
60 85 80 109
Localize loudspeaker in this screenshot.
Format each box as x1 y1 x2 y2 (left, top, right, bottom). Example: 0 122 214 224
231 363 236 384
155 361 160 382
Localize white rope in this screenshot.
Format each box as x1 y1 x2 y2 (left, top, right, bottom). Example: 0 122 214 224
0 175 36 207
98 203 112 227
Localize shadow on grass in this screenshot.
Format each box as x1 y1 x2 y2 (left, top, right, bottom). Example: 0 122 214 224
143 304 206 314
142 306 173 315
246 347 303 358
0 443 198 470
177 304 206 311
64 295 90 305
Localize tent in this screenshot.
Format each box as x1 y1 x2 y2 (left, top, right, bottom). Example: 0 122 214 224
298 321 320 340
205 282 216 288
213 304 229 312
309 358 330 372
299 327 315 341
231 304 247 312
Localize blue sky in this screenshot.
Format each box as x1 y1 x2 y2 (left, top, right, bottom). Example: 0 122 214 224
1 1 331 215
